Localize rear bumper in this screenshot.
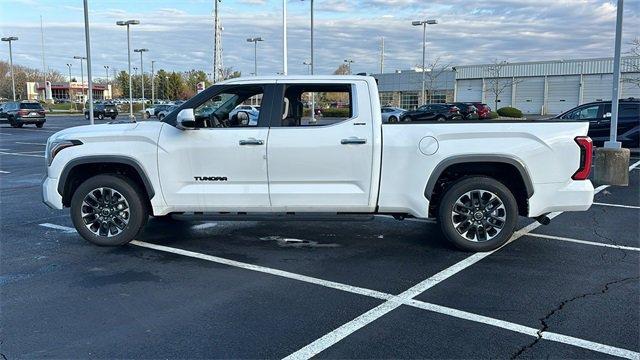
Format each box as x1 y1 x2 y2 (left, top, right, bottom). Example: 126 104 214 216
528 180 594 217
42 176 63 210
16 116 46 124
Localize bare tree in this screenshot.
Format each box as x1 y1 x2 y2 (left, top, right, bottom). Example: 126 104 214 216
486 59 521 111
423 56 450 103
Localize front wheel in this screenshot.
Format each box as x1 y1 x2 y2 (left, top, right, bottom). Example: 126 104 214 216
98 113 104 120
438 176 518 252
111 115 117 120
158 114 165 121
70 174 148 246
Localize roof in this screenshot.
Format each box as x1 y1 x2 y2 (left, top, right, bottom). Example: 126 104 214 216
217 75 375 85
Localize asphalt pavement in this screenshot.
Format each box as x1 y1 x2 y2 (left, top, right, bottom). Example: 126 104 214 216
0 116 638 359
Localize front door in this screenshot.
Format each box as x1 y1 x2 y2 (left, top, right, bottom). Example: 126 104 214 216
266 80 375 213
158 83 275 212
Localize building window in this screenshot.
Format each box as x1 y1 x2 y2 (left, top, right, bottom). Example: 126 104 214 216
428 90 447 104
400 92 419 110
379 92 395 107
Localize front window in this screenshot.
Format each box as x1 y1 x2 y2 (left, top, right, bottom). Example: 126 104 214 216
563 105 600 120
193 85 264 128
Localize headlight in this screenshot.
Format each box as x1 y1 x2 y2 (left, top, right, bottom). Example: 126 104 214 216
46 139 82 166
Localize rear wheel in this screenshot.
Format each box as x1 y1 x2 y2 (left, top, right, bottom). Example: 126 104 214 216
436 115 446 122
36 122 44 128
388 115 398 123
70 174 148 246
111 115 117 120
158 113 165 121
98 113 104 120
438 176 518 252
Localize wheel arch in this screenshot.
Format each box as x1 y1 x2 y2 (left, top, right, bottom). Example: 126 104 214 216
58 156 155 208
424 155 534 217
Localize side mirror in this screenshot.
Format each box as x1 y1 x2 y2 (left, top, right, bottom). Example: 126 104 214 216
603 112 611 119
236 111 250 126
176 108 197 130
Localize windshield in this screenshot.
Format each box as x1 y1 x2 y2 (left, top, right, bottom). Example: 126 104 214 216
20 103 43 110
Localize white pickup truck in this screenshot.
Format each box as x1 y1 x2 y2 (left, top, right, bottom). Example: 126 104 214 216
42 76 594 252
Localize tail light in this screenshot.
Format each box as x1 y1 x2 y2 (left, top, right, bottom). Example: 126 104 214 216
572 136 593 180
38 110 45 115
18 109 29 116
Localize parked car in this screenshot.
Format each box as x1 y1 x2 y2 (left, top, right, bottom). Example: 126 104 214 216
451 102 478 120
381 107 406 123
0 101 46 128
146 104 174 118
400 103 462 122
43 75 594 252
84 103 118 120
554 98 639 147
156 105 178 121
471 103 492 119
229 105 260 124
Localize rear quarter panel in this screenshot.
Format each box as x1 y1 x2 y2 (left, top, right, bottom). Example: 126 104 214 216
377 121 590 217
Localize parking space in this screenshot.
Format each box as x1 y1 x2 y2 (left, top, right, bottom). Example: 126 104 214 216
1 117 639 359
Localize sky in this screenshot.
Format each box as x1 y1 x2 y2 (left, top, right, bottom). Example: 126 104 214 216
0 0 639 80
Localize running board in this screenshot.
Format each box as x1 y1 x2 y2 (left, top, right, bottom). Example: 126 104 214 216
172 212 376 222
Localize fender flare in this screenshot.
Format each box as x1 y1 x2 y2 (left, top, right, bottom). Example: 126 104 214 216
57 155 155 199
424 155 534 200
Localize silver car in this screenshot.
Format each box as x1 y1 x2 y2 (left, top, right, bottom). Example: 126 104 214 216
381 107 406 123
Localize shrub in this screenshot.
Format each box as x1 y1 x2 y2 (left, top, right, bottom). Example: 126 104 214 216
318 108 350 118
488 111 499 119
497 107 523 118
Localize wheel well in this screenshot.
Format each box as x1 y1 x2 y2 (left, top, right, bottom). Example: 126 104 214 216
61 162 151 209
428 162 530 217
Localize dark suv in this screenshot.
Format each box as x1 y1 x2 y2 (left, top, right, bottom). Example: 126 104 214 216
0 101 46 128
554 98 639 147
451 102 478 120
84 103 118 120
401 103 462 122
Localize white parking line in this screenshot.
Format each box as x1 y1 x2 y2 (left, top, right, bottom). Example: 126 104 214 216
593 202 640 210
39 223 77 233
0 151 45 158
15 142 47 146
0 170 10 174
527 232 640 252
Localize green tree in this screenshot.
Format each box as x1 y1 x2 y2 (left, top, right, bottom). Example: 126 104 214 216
156 69 169 101
167 72 185 100
114 70 130 99
183 69 208 97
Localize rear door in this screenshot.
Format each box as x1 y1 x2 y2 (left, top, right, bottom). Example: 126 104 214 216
266 80 375 212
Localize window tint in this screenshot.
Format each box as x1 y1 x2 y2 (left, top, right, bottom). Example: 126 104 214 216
193 85 263 128
20 103 43 110
620 104 639 118
564 105 600 119
280 84 352 127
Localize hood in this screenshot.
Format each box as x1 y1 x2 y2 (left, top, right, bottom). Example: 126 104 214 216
48 121 163 145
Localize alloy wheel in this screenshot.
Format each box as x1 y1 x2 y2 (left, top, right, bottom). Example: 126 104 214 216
81 187 130 237
450 190 506 242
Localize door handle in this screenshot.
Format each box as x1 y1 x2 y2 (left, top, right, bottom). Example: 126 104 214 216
341 138 367 145
239 138 264 146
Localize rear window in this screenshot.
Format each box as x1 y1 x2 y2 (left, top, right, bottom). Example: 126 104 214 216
105 104 116 109
20 103 43 110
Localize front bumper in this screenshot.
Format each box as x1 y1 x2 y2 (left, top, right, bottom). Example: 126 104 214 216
42 176 63 209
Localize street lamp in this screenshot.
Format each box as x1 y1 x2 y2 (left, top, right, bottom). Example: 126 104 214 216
134 48 148 115
412 19 438 105
104 65 110 100
151 60 156 105
116 19 140 119
246 37 264 76
1 36 19 100
303 61 312 75
344 59 354 75
73 55 87 110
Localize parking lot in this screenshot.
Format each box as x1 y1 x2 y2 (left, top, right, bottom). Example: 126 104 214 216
0 116 638 359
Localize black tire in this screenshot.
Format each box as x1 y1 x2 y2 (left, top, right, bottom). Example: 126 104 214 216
98 113 104 120
84 114 89 120
15 123 23 128
111 115 117 120
158 114 165 121
36 122 44 128
70 174 148 246
438 176 518 252
401 115 414 122
435 115 446 122
388 116 398 123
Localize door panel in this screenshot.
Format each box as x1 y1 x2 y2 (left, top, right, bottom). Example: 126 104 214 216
267 81 375 212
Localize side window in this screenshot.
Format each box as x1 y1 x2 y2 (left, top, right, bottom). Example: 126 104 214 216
193 85 264 128
620 104 639 118
564 105 600 119
280 84 353 127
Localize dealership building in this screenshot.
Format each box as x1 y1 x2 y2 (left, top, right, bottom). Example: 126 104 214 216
374 57 640 114
25 81 112 103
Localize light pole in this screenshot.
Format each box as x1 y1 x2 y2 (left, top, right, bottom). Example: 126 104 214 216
1 37 18 100
282 0 287 75
74 55 87 110
116 19 140 119
66 63 74 105
104 65 110 99
344 59 354 75
303 60 315 122
134 48 148 115
303 61 312 75
246 37 263 76
301 0 314 77
83 0 95 124
412 19 437 105
151 60 156 105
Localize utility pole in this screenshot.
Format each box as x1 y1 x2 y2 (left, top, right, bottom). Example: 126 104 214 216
151 60 156 105
212 0 222 83
283 0 287 75
380 37 385 74
40 16 48 102
1 37 18 101
104 65 110 99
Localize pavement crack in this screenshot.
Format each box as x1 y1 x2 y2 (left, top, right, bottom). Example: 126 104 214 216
510 276 638 359
591 209 627 263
